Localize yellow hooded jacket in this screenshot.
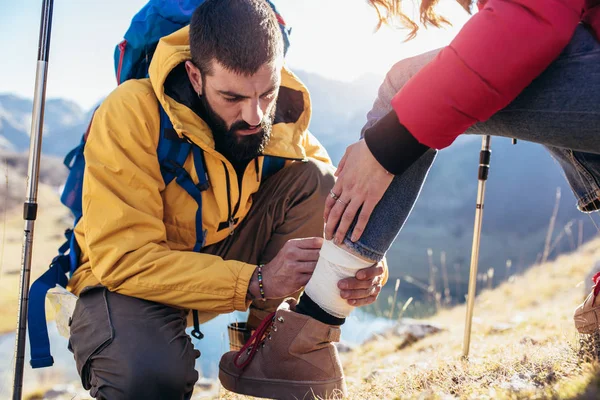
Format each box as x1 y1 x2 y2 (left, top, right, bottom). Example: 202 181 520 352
67 26 332 317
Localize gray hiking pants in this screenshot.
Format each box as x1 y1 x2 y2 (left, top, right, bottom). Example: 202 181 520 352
68 159 335 399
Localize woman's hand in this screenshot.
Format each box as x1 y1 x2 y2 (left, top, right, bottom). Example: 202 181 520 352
324 140 393 244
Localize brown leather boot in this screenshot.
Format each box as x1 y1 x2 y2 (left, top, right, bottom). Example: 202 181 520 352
219 299 347 400
246 289 303 331
230 291 302 352
575 272 600 334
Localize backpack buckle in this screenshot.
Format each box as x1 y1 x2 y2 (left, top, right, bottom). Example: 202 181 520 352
196 181 210 192
161 159 181 174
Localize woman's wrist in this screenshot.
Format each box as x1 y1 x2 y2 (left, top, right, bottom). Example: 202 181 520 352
363 110 430 176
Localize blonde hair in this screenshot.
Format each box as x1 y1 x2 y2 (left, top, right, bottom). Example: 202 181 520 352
367 0 473 39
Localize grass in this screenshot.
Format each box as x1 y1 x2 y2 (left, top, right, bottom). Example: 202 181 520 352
338 236 600 400
0 184 70 334
220 236 600 400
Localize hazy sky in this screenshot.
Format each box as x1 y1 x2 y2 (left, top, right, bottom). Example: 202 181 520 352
0 0 471 109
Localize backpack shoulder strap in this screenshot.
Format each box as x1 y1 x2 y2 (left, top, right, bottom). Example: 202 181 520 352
28 232 73 368
261 156 286 181
156 105 208 340
156 103 208 243
157 105 192 186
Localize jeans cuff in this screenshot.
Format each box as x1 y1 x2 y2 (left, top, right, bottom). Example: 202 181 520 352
341 237 385 262
577 189 600 213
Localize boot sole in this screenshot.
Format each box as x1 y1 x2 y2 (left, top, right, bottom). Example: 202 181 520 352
219 363 347 400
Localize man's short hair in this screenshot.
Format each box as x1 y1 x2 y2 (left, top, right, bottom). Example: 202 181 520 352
189 0 284 76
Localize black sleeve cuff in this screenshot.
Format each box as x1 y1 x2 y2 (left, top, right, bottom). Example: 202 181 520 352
363 110 430 176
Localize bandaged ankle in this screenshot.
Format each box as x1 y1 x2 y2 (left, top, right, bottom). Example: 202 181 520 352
304 240 374 318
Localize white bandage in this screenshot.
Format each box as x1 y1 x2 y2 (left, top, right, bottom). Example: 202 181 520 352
304 240 374 318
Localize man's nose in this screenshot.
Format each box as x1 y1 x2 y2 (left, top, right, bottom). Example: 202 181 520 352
241 99 263 128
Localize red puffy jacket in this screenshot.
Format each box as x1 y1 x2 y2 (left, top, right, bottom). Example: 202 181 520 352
391 0 600 149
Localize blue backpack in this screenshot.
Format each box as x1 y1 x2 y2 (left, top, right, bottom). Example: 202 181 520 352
28 0 290 369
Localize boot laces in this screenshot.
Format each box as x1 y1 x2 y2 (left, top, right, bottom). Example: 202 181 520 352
233 311 276 369
593 272 600 297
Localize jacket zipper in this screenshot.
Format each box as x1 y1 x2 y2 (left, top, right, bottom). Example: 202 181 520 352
221 159 263 235
182 131 303 234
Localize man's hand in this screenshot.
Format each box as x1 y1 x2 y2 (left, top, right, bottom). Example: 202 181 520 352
337 262 384 307
249 237 323 300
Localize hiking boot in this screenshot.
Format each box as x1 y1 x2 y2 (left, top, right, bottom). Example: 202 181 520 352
247 300 281 332
246 289 303 331
574 272 600 334
219 299 347 400
229 291 303 352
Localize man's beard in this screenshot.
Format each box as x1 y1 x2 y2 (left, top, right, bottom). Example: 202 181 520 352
199 90 275 164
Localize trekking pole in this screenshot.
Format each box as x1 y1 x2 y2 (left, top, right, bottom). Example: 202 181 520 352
462 135 491 359
12 0 54 398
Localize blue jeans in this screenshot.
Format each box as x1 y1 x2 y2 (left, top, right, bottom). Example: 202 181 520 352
346 24 600 261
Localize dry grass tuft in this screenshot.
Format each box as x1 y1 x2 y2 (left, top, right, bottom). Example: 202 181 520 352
341 236 600 399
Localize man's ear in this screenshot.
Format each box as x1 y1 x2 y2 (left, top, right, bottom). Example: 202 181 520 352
185 61 203 95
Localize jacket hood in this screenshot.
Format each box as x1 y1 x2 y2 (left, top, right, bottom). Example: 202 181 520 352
148 25 312 160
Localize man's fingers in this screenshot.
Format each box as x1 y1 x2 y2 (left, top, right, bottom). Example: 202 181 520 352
347 294 378 307
340 285 381 300
350 198 377 242
294 237 324 249
287 247 319 262
296 273 312 287
355 264 384 280
295 249 320 262
293 261 317 275
338 276 378 290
